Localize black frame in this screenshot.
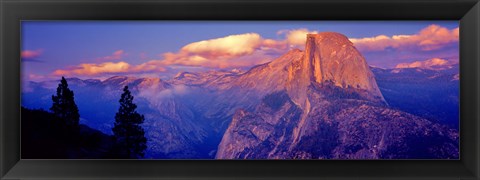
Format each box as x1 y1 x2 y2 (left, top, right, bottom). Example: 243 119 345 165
1 0 479 179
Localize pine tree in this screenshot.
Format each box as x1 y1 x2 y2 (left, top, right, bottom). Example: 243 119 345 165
50 77 80 128
112 86 147 158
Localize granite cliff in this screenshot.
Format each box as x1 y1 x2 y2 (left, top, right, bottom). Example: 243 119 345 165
216 32 458 159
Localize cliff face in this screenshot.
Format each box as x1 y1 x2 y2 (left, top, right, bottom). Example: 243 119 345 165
216 32 458 159
287 33 385 109
216 89 459 159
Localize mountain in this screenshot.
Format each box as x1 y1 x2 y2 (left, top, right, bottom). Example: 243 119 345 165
287 33 385 110
216 89 458 159
23 76 216 158
394 58 457 70
216 32 458 159
161 49 305 136
22 32 459 159
372 65 459 128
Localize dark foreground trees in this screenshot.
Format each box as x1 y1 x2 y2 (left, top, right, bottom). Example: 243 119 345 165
22 107 116 159
23 78 147 159
112 86 147 158
50 76 80 129
23 77 112 158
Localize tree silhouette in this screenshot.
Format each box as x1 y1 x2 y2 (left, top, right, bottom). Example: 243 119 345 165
112 86 147 158
50 77 80 128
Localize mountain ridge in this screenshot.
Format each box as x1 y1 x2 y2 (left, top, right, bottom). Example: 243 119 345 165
215 32 458 159
22 32 459 159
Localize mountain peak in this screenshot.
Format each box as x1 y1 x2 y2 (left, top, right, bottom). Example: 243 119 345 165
104 75 129 81
174 71 197 79
287 32 385 108
307 32 353 45
395 58 455 70
102 76 138 86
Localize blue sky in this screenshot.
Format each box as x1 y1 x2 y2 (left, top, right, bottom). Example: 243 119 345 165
21 21 459 81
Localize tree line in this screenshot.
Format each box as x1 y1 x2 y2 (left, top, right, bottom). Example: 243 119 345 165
50 77 147 158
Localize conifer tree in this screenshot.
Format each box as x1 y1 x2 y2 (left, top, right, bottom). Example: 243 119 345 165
50 77 80 128
112 86 147 158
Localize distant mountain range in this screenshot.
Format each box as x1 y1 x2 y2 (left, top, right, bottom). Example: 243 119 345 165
394 57 457 70
372 64 459 129
22 32 459 159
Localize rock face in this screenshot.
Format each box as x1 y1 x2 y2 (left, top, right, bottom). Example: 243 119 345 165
216 32 458 159
216 86 458 159
287 33 384 109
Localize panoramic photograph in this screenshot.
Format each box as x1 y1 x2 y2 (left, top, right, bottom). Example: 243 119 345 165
21 21 459 159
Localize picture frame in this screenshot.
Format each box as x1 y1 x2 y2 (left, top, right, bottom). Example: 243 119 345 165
1 0 479 179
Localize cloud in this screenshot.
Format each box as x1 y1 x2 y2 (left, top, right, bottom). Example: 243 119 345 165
53 61 131 76
21 49 44 62
23 73 47 83
52 61 167 77
96 50 127 61
22 73 49 91
28 73 46 80
156 30 326 69
395 58 454 69
278 28 318 46
152 33 288 69
52 29 318 76
180 33 263 58
131 60 168 72
350 25 459 52
51 25 459 77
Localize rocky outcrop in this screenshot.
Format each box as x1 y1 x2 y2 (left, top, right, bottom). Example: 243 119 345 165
215 91 304 159
287 33 385 109
216 85 459 159
183 49 305 133
216 32 458 159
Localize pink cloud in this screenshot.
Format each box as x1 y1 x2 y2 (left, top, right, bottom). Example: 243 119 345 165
96 50 127 61
21 49 43 59
181 33 262 57
154 33 288 69
262 39 287 50
26 73 47 82
157 50 275 69
52 61 167 77
395 57 455 69
277 28 318 47
52 29 326 75
51 25 459 78
53 61 131 76
159 26 458 69
350 25 459 52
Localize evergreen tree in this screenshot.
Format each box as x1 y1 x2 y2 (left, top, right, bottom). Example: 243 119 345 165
50 77 80 128
112 86 147 158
